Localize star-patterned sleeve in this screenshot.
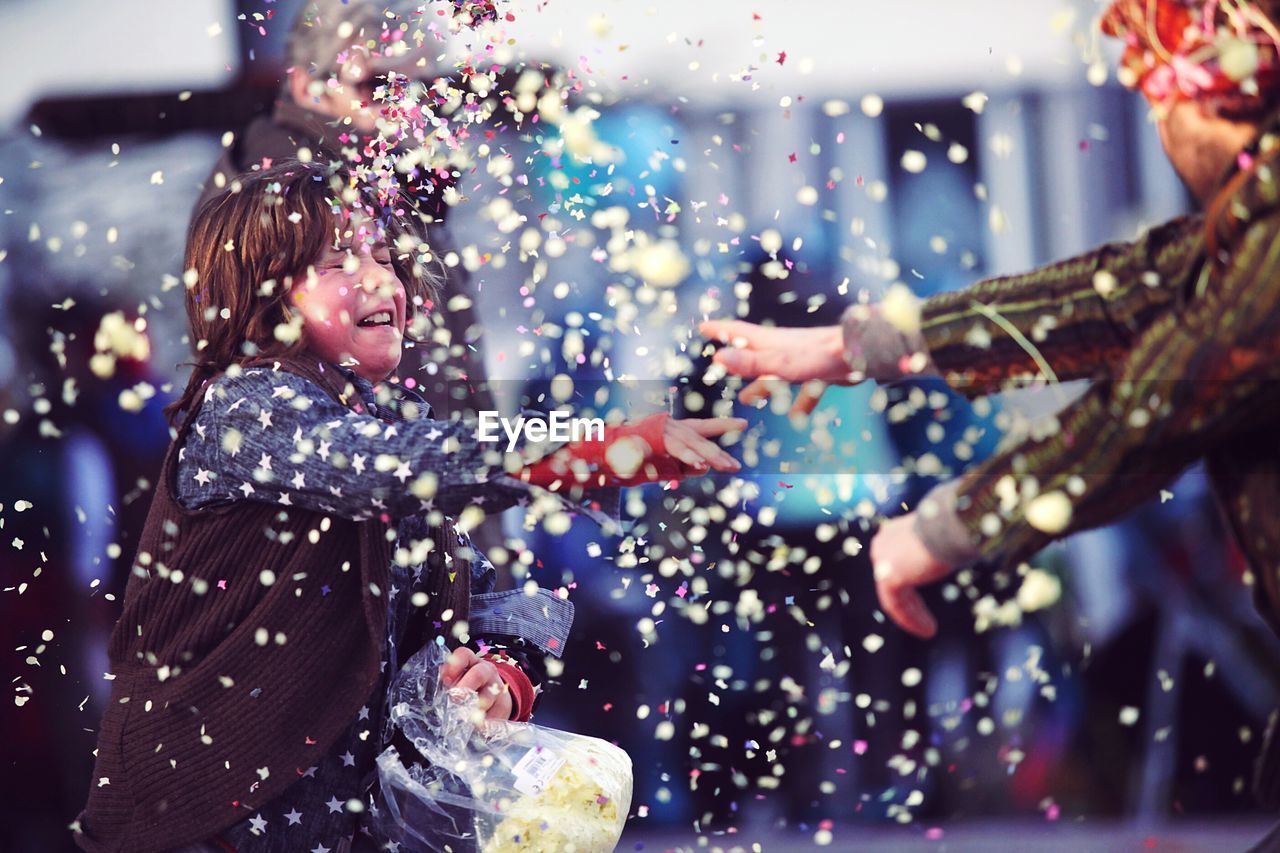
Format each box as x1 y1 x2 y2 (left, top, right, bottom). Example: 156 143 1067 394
175 367 539 520
385 517 574 661
917 214 1205 396
920 213 1280 568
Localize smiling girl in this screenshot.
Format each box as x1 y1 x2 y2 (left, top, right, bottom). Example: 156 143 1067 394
74 161 743 852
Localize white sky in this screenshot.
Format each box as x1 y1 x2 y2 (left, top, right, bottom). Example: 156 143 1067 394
505 0 1106 98
1 0 236 129
0 0 1109 130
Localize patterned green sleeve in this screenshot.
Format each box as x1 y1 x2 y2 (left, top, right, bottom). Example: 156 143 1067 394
949 214 1280 567
918 215 1206 397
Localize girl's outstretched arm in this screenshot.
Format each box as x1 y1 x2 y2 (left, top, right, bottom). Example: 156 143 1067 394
176 366 743 521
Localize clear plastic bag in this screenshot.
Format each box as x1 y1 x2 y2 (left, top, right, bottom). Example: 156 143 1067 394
375 641 633 852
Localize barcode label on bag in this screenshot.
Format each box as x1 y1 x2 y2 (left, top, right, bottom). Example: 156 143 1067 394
511 746 566 796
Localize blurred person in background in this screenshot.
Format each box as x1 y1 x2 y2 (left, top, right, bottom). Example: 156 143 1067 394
704 1 1280 842
0 289 170 851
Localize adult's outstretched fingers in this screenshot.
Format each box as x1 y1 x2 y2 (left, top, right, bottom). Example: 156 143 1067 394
790 380 828 416
713 347 788 379
875 579 938 639
699 318 761 344
738 377 783 405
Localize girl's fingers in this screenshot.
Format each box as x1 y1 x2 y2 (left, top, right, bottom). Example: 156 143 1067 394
875 580 938 639
486 691 513 721
663 435 709 471
664 422 743 472
441 647 477 686
454 661 505 707
677 429 740 472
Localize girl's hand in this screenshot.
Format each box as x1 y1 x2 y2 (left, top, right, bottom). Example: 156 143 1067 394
441 647 513 721
523 414 747 488
699 320 854 416
598 414 747 484
658 417 747 475
868 513 954 639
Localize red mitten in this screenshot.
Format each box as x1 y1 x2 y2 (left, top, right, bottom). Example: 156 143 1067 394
522 412 683 489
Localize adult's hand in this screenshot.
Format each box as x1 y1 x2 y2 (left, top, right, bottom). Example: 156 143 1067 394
868 513 954 639
699 320 854 415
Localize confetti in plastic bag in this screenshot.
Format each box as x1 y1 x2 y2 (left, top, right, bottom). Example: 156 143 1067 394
375 642 633 852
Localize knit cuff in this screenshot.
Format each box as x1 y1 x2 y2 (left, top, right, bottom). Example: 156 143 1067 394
491 660 536 722
913 479 981 568
841 302 932 382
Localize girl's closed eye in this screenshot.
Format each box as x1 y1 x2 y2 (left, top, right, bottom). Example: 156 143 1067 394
320 252 362 274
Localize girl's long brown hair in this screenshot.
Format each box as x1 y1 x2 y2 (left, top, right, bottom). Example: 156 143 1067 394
167 161 437 425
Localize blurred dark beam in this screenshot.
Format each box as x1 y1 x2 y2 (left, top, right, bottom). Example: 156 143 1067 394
25 82 280 141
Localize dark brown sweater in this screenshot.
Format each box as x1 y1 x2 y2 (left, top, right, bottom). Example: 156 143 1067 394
73 357 467 852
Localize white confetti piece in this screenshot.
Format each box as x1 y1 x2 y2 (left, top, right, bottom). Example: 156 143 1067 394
1026 491 1072 534
900 150 927 173
1016 569 1061 612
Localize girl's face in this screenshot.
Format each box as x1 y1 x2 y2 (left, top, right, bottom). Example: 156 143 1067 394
291 239 407 383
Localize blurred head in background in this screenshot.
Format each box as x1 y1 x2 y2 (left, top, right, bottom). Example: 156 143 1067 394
283 0 420 133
